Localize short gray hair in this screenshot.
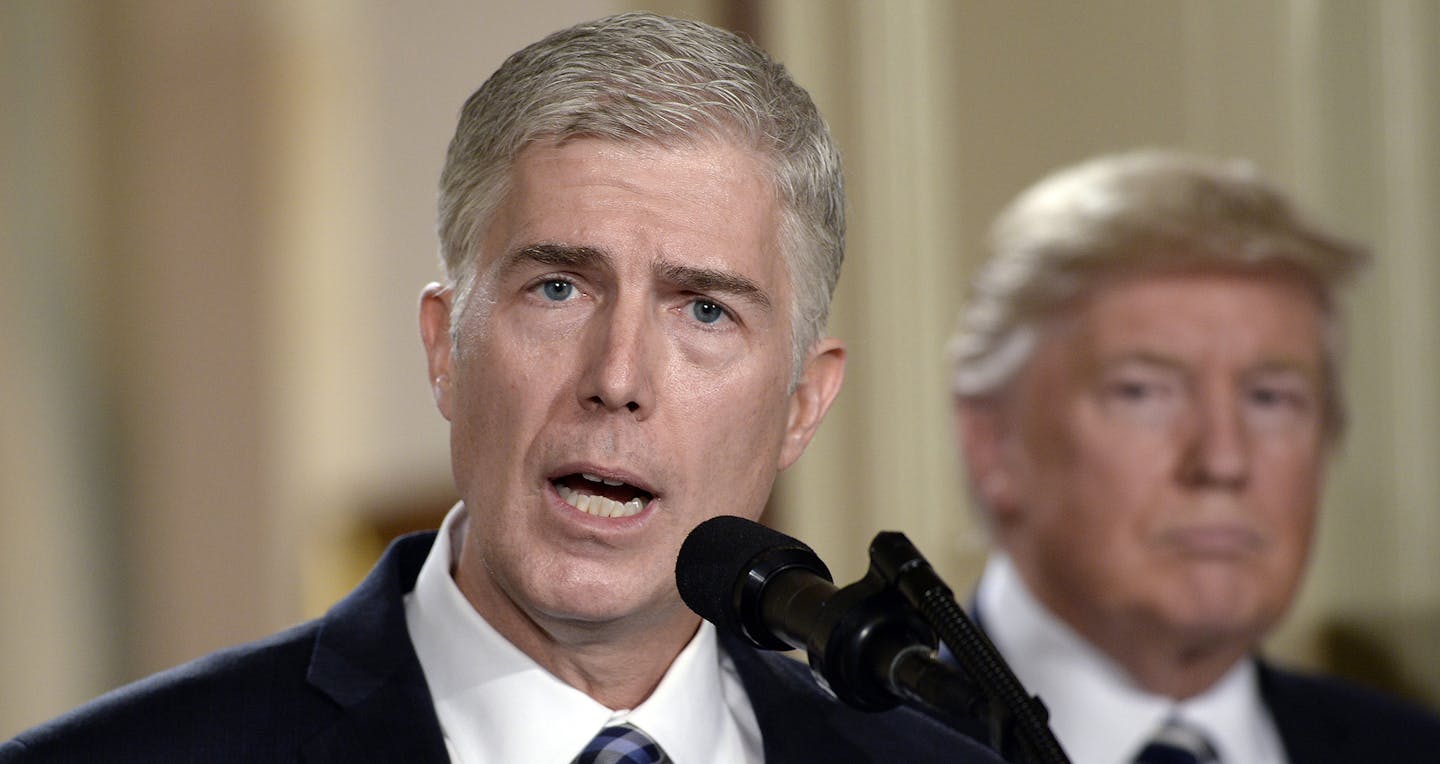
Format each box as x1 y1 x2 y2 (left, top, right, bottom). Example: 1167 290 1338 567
438 12 845 380
949 149 1368 430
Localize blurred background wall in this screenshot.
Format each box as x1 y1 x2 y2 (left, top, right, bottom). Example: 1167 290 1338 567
2 0 1437 736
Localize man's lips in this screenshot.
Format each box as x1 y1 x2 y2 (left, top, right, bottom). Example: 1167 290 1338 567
1161 524 1265 557
549 469 656 519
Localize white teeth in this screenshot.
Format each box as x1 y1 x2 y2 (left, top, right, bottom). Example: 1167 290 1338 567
556 482 646 518
581 472 626 487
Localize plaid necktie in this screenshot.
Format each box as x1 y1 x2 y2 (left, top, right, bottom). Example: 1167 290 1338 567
572 723 670 764
1133 718 1219 764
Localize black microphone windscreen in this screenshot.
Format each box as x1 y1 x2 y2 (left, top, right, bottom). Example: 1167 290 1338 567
675 515 830 643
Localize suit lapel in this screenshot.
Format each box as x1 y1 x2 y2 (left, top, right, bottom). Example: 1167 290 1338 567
301 532 450 763
721 634 865 762
1258 660 1353 764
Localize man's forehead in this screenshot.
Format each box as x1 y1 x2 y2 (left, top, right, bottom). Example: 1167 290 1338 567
1085 261 1329 309
1052 270 1328 370
479 136 789 295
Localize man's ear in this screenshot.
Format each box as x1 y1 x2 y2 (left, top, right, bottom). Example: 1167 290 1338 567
419 283 455 421
954 396 1021 521
778 338 846 471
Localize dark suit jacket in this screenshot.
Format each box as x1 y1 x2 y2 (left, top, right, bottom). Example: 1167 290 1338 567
1258 659 1440 762
2 532 1005 763
955 602 1440 762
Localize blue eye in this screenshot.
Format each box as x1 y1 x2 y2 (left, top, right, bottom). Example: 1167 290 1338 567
539 280 574 301
691 299 726 324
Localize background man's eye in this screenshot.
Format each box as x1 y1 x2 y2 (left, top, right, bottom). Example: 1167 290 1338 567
1106 379 1170 403
1251 388 1281 405
692 300 725 324
1115 382 1152 399
541 280 574 301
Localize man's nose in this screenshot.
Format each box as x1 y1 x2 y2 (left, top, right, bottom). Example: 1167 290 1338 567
577 299 656 417
1178 389 1251 490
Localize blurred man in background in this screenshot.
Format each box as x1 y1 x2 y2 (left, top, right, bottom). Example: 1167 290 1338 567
950 149 1440 763
2 12 1006 762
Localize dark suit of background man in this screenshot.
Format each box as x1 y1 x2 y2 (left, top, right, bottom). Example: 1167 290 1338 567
2 12 1006 763
950 149 1440 763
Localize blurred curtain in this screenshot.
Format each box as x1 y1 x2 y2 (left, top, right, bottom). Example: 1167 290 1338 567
1 1 120 734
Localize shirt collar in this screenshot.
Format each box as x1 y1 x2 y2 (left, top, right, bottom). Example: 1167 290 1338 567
403 503 760 763
975 553 1286 764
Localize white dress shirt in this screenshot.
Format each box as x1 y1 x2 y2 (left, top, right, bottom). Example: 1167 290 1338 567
403 504 764 763
975 554 1288 764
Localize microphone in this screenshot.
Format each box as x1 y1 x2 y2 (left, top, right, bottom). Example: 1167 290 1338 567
676 515 943 712
675 514 836 652
677 515 1072 764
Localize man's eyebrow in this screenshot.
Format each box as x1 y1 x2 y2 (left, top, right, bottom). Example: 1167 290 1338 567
1244 358 1324 384
1101 352 1323 384
655 261 772 312
497 243 612 276
1100 351 1186 373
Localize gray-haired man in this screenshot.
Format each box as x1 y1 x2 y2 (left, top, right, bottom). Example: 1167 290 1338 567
4 13 1003 763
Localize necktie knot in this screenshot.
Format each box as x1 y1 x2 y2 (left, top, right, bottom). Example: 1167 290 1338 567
573 723 670 764
1133 718 1219 764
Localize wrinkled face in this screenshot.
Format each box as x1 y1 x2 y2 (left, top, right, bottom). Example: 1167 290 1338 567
978 268 1329 653
421 137 841 637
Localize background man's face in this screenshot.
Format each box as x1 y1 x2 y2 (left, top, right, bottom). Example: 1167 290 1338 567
427 136 817 635
986 268 1329 654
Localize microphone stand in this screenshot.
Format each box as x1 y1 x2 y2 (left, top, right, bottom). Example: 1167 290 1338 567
804 532 1069 764
868 532 1069 764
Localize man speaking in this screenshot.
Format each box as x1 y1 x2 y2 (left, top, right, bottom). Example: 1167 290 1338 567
4 13 1003 763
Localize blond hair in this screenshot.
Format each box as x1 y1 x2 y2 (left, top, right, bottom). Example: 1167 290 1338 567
950 149 1368 430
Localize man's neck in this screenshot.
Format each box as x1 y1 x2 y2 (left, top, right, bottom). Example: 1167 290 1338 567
1029 587 1252 700
452 557 700 710
1077 623 1250 700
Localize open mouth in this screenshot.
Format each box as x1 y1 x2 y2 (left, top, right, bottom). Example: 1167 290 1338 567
552 472 654 518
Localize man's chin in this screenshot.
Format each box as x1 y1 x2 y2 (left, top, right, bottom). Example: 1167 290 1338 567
526 581 675 632
1158 599 1275 652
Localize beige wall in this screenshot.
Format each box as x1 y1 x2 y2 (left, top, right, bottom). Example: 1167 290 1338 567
3 0 1437 737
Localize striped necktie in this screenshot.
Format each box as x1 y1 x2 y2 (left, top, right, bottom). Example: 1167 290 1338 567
1133 718 1219 764
572 723 670 764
